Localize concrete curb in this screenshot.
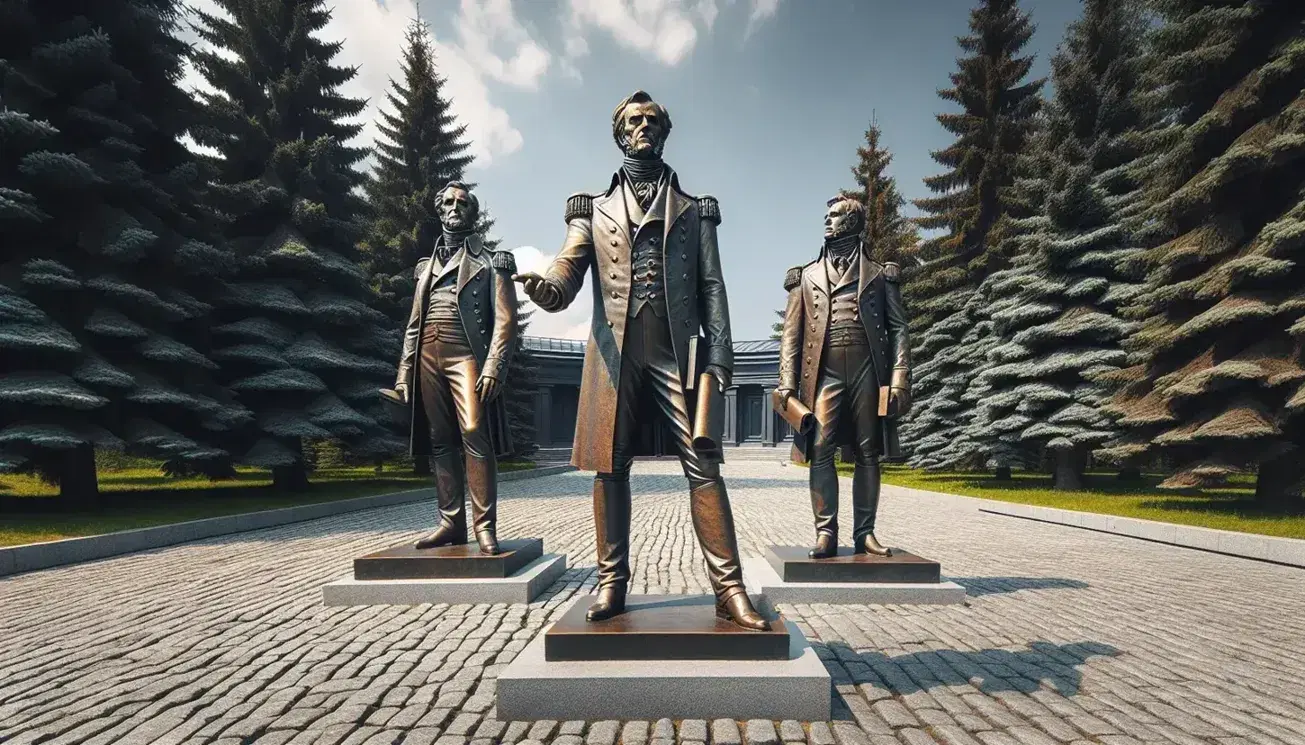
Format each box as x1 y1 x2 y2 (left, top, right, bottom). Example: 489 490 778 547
884 483 1305 569
0 464 577 578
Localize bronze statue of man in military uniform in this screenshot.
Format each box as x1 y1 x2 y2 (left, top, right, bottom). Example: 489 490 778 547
394 181 518 555
515 91 769 631
776 196 912 559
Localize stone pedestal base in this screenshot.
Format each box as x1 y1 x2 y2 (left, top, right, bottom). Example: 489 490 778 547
497 597 830 721
744 554 965 605
322 552 566 606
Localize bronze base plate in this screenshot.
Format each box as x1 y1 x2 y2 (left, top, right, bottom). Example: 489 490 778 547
353 538 543 580
766 545 942 584
544 594 790 662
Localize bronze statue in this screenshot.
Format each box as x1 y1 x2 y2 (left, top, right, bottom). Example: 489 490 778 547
514 91 769 631
394 181 518 555
775 196 911 559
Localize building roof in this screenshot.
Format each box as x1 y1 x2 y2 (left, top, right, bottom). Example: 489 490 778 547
524 336 777 354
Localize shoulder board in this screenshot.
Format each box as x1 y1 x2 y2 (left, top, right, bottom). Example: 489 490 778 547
564 192 593 223
783 266 803 291
413 258 430 280
696 195 721 225
883 261 901 281
490 250 516 273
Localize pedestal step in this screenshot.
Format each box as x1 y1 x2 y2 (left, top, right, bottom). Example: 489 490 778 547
744 556 966 605
322 553 566 606
497 597 831 721
766 545 941 583
545 594 788 661
354 537 543 580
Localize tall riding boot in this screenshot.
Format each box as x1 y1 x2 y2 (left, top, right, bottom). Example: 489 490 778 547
808 447 840 558
414 451 467 549
586 475 631 622
689 479 770 631
465 451 500 555
852 456 891 556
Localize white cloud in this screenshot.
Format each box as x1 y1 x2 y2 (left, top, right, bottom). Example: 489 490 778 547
743 0 781 39
510 246 593 340
178 0 547 167
561 0 784 69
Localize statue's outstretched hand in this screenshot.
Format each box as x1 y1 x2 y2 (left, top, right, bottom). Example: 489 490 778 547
513 272 559 309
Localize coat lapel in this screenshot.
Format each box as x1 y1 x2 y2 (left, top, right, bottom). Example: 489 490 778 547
456 235 484 294
857 245 882 298
593 173 631 249
807 255 830 299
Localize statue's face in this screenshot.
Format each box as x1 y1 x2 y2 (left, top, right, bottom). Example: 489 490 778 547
619 101 665 158
824 201 861 240
439 187 473 230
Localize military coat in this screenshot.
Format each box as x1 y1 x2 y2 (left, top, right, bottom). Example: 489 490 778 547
535 167 732 472
778 247 910 463
396 234 517 458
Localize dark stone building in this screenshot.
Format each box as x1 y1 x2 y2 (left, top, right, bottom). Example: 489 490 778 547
526 336 792 450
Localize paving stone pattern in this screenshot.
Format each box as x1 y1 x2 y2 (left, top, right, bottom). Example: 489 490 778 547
2 461 1304 745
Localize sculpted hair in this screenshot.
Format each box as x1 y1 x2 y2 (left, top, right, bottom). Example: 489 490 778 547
611 90 673 155
827 195 866 234
437 180 480 224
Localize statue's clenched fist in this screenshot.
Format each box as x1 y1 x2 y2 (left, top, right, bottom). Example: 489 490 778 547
513 272 560 310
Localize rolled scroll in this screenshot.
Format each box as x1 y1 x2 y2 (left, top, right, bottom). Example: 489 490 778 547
691 372 726 459
772 389 815 436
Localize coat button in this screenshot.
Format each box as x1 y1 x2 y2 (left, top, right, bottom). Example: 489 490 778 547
611 255 619 262
610 272 617 279
681 253 687 260
608 320 614 327
679 235 686 243
651 237 659 245
472 290 478 296
611 291 619 299
609 225 616 233
682 273 688 280
610 239 618 246
684 319 690 326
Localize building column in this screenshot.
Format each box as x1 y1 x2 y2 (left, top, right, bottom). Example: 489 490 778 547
537 386 553 446
724 386 738 446
760 385 775 446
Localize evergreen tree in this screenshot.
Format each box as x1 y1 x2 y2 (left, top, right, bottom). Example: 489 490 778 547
1099 0 1305 503
900 0 1045 468
362 17 475 326
843 119 916 265
1 0 247 502
191 0 401 490
952 0 1152 489
769 308 784 340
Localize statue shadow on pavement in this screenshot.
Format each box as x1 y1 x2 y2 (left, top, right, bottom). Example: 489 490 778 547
947 576 1091 596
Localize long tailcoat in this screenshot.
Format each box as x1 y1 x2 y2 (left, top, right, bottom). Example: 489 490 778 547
396 234 517 458
778 247 910 464
536 168 732 472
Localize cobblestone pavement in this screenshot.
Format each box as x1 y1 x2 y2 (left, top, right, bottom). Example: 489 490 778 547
3 460 1304 745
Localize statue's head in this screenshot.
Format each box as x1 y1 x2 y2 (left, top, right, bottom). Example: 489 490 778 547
612 90 672 159
824 196 865 241
436 181 479 231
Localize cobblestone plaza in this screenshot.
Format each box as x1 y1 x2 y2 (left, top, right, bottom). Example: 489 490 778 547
3 460 1303 745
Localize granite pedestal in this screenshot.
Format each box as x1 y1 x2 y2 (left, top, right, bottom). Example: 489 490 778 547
322 538 566 606
743 545 966 605
497 595 830 720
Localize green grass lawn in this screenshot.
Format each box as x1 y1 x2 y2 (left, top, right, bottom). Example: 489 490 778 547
0 461 534 547
844 464 1305 539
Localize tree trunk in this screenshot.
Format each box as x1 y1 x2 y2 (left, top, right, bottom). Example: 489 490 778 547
1254 455 1304 508
413 455 431 477
272 463 309 492
1052 449 1083 491
59 443 100 508
994 465 1012 480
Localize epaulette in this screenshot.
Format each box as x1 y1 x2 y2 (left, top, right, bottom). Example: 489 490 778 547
490 250 516 273
883 261 901 282
696 195 721 225
564 192 593 223
413 257 430 280
783 266 803 291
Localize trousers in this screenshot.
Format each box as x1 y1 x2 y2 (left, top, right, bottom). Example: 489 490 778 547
592 307 746 602
809 339 883 543
418 325 496 539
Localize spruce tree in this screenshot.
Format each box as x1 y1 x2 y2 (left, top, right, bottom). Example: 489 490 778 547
362 17 475 326
900 0 1045 468
1099 0 1305 503
843 119 916 265
191 0 401 490
953 0 1152 489
1 0 247 501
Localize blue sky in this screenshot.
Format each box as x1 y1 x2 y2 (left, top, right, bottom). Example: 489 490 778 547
182 0 1083 341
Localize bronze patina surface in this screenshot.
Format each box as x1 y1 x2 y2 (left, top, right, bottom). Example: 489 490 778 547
353 538 543 581
543 595 789 662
